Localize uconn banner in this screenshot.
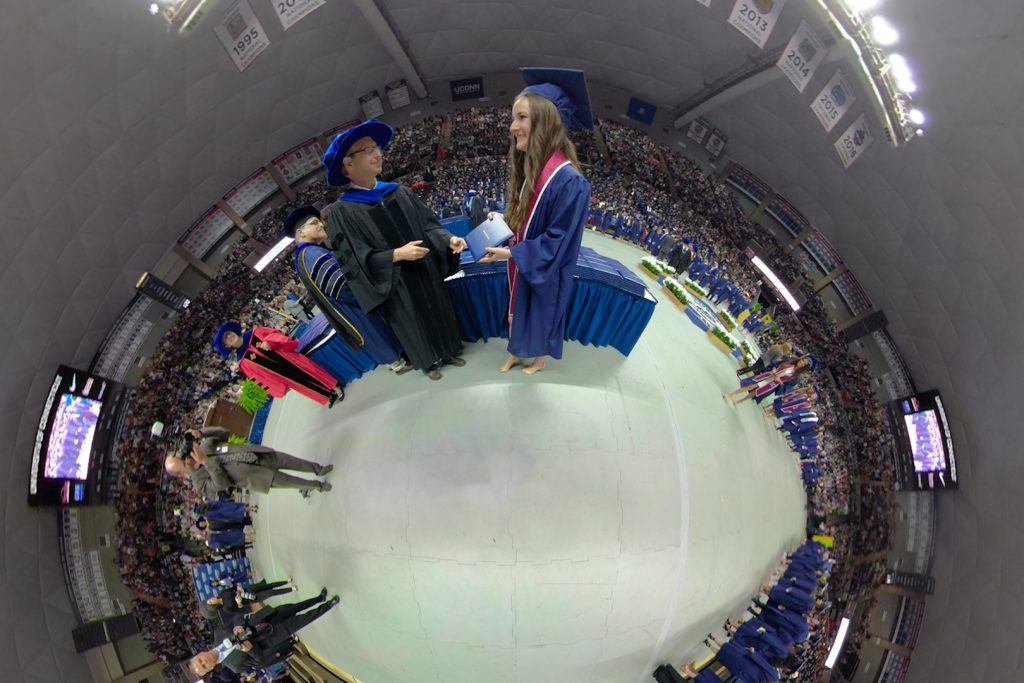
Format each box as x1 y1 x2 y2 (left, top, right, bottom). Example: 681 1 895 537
729 0 789 49
834 113 874 168
776 20 827 92
811 70 857 131
450 77 484 102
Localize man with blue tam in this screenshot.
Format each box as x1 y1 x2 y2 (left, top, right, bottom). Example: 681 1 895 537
321 120 469 381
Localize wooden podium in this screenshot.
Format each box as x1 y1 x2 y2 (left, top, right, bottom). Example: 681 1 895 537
203 399 253 439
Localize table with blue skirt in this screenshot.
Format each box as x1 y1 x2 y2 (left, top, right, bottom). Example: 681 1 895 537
447 246 656 356
294 246 656 369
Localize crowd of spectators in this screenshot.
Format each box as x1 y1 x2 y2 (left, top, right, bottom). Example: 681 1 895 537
108 108 899 674
382 114 443 180
112 184 335 663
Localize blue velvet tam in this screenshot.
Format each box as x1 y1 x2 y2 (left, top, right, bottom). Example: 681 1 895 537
281 204 320 239
213 321 243 357
322 119 394 186
520 67 594 130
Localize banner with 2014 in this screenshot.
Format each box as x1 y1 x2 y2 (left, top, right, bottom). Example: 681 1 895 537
776 20 828 92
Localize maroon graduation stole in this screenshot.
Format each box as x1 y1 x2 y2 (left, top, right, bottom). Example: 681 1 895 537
507 150 573 319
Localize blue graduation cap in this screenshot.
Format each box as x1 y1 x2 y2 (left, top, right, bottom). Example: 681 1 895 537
213 321 243 357
322 119 394 186
281 204 320 239
520 67 594 130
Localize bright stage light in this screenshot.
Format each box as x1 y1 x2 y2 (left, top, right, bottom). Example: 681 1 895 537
149 2 160 14
870 16 899 45
848 0 881 12
751 256 801 312
908 108 925 125
825 617 851 668
254 237 294 272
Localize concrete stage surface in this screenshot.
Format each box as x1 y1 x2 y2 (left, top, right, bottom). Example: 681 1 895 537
249 231 806 683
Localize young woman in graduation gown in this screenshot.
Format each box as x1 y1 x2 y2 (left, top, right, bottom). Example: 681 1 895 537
479 68 594 375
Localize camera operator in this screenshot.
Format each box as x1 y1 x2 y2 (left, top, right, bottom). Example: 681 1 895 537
164 426 334 499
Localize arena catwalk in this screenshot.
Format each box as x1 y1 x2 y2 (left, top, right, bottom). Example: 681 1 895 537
249 231 806 683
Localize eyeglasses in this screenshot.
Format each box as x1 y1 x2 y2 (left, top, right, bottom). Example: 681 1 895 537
346 145 381 159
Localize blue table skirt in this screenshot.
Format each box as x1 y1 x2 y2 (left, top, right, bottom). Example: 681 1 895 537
445 270 655 356
441 216 473 237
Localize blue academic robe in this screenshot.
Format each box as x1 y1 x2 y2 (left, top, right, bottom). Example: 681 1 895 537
508 165 591 359
734 619 791 660
295 242 402 367
715 640 780 682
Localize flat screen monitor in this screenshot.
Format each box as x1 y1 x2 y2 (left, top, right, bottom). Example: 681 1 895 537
889 390 958 491
29 366 122 506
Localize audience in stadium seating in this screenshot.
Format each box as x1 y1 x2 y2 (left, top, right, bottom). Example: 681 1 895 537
111 107 894 671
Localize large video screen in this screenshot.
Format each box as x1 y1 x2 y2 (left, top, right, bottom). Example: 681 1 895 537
889 390 958 491
29 366 122 506
45 394 102 480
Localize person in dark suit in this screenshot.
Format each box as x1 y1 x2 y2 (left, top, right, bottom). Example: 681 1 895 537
190 590 340 677
163 426 333 498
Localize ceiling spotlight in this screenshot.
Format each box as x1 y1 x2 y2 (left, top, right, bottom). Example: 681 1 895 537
915 128 924 137
908 109 925 125
149 3 160 14
870 16 899 45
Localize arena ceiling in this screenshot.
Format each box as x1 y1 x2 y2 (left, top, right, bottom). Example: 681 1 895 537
1 0 1020 681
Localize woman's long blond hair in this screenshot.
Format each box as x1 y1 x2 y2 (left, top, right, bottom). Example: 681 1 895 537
505 92 581 231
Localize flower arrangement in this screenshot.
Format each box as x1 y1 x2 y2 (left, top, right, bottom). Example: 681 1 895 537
238 379 270 415
664 278 690 306
717 310 737 332
684 280 708 298
641 257 676 278
710 326 737 350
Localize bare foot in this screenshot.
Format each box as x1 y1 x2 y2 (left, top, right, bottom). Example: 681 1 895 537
499 355 521 373
522 359 546 375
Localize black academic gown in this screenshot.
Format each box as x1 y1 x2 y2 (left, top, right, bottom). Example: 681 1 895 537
326 185 464 370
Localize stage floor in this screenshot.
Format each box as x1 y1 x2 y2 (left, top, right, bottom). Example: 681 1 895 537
249 230 806 683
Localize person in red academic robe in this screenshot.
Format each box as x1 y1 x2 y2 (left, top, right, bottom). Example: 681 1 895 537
213 321 344 407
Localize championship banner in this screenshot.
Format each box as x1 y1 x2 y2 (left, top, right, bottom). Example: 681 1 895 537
450 76 484 102
687 118 711 145
728 0 789 49
834 113 873 168
706 129 728 158
811 70 857 132
272 0 325 30
386 79 411 109
359 90 384 119
776 20 827 92
626 97 657 125
214 0 271 72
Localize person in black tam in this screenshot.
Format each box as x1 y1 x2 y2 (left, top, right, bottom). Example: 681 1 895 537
321 120 469 381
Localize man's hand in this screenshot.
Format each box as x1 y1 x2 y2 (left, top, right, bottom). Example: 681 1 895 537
241 640 253 652
190 442 208 465
449 236 467 254
393 240 429 262
233 625 245 636
478 246 512 263
256 341 271 351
